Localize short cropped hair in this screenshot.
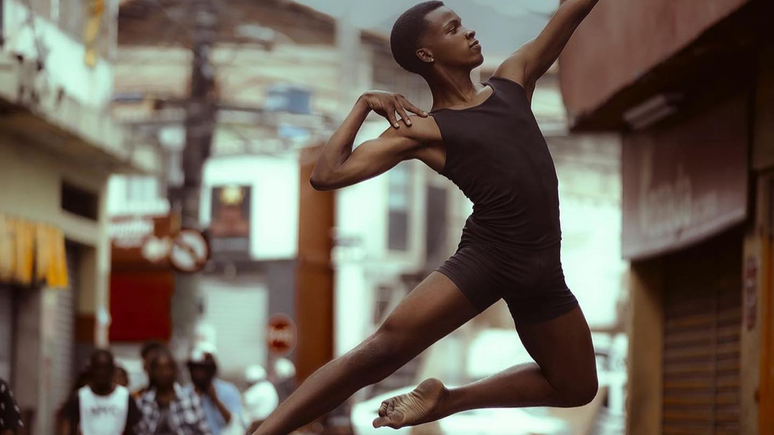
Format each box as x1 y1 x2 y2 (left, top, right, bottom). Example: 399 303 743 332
90 348 114 366
141 340 166 359
390 1 445 74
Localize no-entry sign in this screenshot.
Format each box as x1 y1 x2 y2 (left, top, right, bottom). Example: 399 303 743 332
267 313 296 356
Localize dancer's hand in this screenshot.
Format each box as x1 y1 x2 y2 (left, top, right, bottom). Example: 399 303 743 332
358 91 428 129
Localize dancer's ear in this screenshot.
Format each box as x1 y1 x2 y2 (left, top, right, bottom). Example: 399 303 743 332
416 48 434 64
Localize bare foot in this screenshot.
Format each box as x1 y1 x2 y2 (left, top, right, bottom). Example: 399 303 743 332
372 378 449 429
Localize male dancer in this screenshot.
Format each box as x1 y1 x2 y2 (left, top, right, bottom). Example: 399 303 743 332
255 1 600 433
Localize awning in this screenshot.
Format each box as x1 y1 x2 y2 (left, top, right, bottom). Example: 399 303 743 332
0 214 68 288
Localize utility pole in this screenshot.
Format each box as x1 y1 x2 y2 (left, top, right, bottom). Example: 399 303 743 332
169 0 218 354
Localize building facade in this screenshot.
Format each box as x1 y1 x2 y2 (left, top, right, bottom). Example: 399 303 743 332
0 1 158 434
559 0 773 433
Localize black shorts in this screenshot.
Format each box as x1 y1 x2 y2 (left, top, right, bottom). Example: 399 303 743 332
436 243 579 325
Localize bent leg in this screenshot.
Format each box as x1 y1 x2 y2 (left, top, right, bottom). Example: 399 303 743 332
374 306 598 429
253 271 480 435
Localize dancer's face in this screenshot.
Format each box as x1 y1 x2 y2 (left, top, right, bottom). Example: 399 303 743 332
418 7 484 71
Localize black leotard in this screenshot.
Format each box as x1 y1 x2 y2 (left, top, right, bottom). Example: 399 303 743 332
430 76 578 323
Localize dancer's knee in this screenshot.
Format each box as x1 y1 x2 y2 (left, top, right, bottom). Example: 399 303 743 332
555 374 598 407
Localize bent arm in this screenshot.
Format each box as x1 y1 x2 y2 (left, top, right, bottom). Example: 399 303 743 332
495 0 600 87
310 100 422 191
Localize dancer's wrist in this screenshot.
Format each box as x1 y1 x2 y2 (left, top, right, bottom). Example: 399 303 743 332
354 94 372 114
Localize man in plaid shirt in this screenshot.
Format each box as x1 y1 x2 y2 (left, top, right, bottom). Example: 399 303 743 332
136 348 211 435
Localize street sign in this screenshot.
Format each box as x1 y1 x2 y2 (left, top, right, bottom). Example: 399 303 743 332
169 228 210 273
267 313 296 356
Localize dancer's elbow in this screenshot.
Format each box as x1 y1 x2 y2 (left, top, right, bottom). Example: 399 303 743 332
309 175 329 191
309 173 343 191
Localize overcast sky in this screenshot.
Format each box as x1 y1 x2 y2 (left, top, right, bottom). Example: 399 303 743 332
293 0 560 58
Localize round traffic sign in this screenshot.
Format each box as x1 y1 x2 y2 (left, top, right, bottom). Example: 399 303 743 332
267 314 296 356
169 228 210 273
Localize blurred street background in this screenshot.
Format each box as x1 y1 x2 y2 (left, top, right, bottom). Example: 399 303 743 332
0 0 772 434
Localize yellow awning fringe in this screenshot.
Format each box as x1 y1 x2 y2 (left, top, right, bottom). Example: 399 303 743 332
0 213 68 289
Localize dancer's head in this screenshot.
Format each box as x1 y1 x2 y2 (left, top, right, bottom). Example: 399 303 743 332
391 2 483 79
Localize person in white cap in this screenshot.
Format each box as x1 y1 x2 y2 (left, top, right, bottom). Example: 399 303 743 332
185 344 243 435
242 365 279 434
269 358 296 403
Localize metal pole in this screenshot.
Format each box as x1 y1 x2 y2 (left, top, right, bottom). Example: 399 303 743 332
169 0 217 355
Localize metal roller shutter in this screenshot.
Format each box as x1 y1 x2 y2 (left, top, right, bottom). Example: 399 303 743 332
202 281 269 377
0 286 13 381
663 230 742 435
49 245 78 416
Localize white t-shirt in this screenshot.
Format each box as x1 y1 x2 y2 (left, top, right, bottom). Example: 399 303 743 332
242 380 279 422
77 385 130 435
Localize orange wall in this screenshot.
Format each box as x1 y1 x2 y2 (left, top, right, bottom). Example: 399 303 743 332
295 145 335 382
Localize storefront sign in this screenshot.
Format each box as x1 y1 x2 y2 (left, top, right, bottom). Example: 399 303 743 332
622 94 748 259
209 185 251 259
111 215 176 269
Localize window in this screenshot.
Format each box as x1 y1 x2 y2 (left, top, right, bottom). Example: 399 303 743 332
126 176 161 203
61 181 99 221
387 162 411 251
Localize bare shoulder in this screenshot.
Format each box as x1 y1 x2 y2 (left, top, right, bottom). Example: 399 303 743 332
391 115 447 173
381 115 443 146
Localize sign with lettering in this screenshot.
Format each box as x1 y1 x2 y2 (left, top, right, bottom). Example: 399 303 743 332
622 94 748 259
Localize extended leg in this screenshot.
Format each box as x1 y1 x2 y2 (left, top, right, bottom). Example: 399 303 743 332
252 271 480 435
373 305 598 428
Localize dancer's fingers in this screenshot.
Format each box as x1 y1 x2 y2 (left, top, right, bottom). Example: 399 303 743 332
396 105 412 126
386 108 400 129
399 97 428 117
378 401 388 417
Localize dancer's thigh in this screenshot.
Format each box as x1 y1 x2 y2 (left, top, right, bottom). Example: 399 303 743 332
376 271 481 357
514 306 597 393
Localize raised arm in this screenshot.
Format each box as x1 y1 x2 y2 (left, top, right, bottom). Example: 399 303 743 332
310 92 428 191
494 0 600 88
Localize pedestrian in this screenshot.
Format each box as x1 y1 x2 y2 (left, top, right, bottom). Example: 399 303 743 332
61 349 141 435
133 341 166 399
185 345 243 435
241 365 278 434
114 366 130 388
135 347 210 435
255 1 601 433
268 358 295 404
0 379 23 435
